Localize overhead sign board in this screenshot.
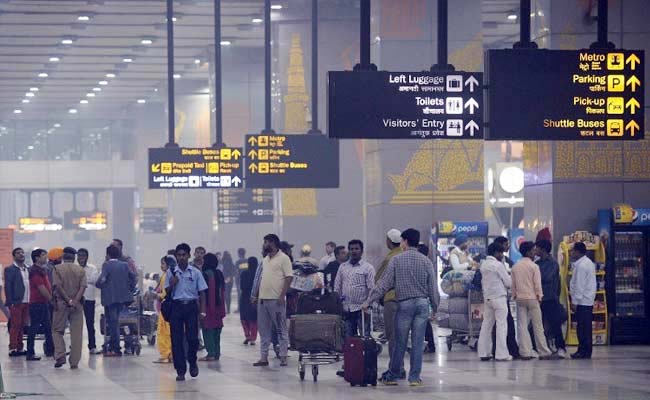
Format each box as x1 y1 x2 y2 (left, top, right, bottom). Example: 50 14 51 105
63 211 108 231
18 217 63 232
328 71 484 139
216 189 274 224
149 147 243 189
244 134 339 188
487 49 644 140
138 208 168 233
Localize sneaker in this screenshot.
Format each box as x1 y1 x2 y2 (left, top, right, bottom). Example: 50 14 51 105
381 378 398 386
89 348 101 355
336 369 345 377
54 358 66 368
253 360 269 367
531 350 539 359
557 349 567 359
176 375 185 382
409 380 424 387
495 356 513 362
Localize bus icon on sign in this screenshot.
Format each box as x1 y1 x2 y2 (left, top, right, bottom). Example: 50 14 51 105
607 119 624 137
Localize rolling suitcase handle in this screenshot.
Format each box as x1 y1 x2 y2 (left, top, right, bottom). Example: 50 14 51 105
361 306 373 338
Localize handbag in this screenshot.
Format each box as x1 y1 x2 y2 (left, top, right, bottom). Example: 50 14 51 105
160 273 176 322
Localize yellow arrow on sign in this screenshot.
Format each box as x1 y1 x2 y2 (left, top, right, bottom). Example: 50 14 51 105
151 163 160 173
248 163 258 173
626 120 640 137
247 136 257 146
248 149 257 160
626 98 640 114
626 54 641 70
232 149 241 160
626 76 641 92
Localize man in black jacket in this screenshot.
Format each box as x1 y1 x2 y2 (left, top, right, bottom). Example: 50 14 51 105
5 247 30 357
536 239 567 358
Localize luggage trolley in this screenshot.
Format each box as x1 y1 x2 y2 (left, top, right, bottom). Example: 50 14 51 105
445 289 484 351
100 291 143 356
297 349 342 382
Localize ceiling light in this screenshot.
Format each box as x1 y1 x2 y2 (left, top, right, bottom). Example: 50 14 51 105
13 109 22 114
220 40 231 46
29 87 39 92
49 56 61 62
252 18 263 23
507 13 518 20
106 73 116 78
22 99 30 104
80 99 89 104
77 15 91 21
86 93 96 97
38 72 49 78
98 80 108 85
122 57 133 63
271 4 283 10
153 88 158 92
69 108 78 114
137 99 146 104
194 59 201 64
25 92 35 97
61 39 74 45
140 38 154 45
173 73 181 79
92 87 102 92
27 145 34 150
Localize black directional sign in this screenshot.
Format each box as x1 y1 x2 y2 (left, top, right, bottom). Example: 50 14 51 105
244 134 339 188
216 189 274 224
148 147 243 189
328 71 483 139
487 49 644 140
138 208 168 233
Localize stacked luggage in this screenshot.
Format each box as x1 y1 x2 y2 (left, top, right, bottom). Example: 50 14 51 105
289 289 343 382
438 270 483 351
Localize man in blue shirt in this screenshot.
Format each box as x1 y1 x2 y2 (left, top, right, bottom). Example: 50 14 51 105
166 243 208 381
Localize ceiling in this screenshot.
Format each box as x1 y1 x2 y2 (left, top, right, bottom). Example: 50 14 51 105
0 0 275 120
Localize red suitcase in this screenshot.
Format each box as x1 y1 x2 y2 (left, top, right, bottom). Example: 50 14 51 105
343 311 378 387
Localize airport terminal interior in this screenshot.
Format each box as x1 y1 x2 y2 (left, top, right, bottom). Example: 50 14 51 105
1 0 650 399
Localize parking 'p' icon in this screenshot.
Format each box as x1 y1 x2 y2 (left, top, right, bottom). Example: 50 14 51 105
608 75 625 92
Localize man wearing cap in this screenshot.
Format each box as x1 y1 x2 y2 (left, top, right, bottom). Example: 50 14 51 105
296 244 319 267
376 229 404 380
51 247 86 369
450 234 472 271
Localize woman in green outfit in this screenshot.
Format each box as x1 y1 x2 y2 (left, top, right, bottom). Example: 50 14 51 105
199 253 226 361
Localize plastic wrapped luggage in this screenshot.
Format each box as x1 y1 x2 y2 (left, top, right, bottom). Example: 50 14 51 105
440 270 476 297
289 314 343 352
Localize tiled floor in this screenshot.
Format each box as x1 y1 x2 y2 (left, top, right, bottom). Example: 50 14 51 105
2 315 650 399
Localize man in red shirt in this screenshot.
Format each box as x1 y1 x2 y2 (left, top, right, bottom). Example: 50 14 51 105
27 249 54 360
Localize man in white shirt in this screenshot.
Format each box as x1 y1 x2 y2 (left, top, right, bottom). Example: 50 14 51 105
318 241 336 271
450 235 472 271
78 248 100 354
569 242 596 359
477 243 512 361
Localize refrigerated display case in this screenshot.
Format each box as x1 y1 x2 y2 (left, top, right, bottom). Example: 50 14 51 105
598 206 650 344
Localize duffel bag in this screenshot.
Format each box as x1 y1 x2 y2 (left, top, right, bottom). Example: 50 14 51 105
297 290 342 315
289 314 343 352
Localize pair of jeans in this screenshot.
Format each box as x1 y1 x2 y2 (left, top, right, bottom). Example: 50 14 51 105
170 301 200 375
27 303 53 357
575 305 593 357
83 300 96 350
105 303 124 353
541 300 566 351
202 328 222 358
479 296 509 359
343 310 370 338
387 298 429 383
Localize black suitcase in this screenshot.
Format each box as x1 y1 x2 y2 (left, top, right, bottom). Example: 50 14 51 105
297 290 342 315
343 311 378 387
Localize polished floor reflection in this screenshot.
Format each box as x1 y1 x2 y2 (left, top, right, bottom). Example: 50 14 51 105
2 315 650 400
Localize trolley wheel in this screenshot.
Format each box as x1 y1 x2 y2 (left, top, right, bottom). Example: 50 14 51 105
299 370 305 381
446 337 453 351
312 365 318 382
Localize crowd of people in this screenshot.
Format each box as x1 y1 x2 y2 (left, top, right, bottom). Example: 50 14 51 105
3 226 597 385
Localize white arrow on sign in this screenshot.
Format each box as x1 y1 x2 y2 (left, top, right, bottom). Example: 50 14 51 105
465 76 479 92
465 120 480 137
464 98 479 114
232 176 242 187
